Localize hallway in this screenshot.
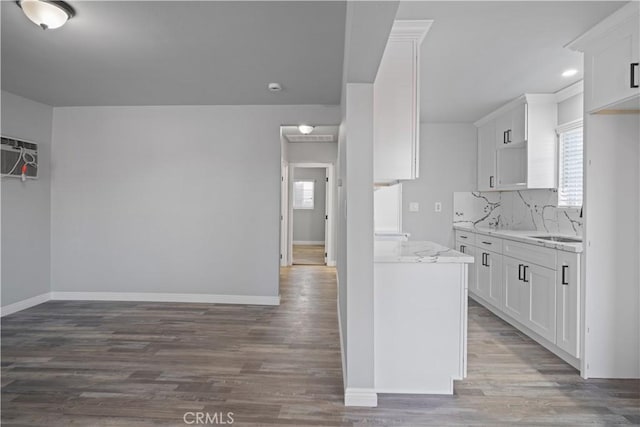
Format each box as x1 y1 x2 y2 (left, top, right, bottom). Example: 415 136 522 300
1 266 638 425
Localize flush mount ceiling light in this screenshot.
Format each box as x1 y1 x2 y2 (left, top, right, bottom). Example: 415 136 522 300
17 0 75 30
562 69 578 78
298 125 314 135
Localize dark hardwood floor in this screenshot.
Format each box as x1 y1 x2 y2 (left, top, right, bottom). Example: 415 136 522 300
2 266 639 426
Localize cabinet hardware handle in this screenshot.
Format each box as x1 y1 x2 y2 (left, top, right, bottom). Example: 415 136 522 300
489 175 495 188
523 265 529 283
507 129 512 143
631 63 639 88
485 253 490 267
503 130 507 144
460 245 466 253
481 241 492 245
562 265 569 285
460 235 468 239
518 264 524 281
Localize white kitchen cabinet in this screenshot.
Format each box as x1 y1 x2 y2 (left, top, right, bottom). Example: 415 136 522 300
457 242 477 294
477 249 503 309
523 263 557 343
373 21 432 184
569 3 640 113
503 255 527 321
556 251 581 358
475 94 557 191
477 120 496 191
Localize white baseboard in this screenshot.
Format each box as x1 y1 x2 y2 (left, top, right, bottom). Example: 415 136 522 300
50 292 280 306
327 260 336 267
1 292 51 317
344 388 378 407
292 240 325 245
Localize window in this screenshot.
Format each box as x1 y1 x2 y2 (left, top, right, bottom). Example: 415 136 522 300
557 122 583 208
293 180 315 209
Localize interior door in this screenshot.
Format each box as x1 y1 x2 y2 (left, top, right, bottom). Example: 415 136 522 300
324 168 329 265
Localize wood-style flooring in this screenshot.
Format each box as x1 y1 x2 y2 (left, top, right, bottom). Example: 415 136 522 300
292 244 325 265
2 266 639 426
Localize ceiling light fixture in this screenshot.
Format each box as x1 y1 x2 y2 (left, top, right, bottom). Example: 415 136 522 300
268 82 282 92
562 69 578 78
298 125 314 135
17 0 75 30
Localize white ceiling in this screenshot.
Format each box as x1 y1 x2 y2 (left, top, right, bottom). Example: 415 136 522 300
395 1 626 122
1 1 346 106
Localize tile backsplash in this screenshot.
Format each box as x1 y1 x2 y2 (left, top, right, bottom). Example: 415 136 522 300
453 189 582 236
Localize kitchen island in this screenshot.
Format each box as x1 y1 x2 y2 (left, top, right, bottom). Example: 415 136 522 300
374 240 474 394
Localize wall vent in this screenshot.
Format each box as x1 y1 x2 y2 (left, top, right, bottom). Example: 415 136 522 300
286 134 334 143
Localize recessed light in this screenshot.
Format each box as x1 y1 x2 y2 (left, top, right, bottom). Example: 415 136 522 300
298 125 314 135
562 69 578 78
268 83 282 92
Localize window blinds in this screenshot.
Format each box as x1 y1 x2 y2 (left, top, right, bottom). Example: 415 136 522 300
558 127 583 208
293 181 315 209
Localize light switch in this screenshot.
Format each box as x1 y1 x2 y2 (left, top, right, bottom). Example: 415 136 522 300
435 202 442 212
409 202 419 212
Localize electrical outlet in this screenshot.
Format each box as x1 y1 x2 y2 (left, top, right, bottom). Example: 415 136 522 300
435 202 442 212
409 202 419 212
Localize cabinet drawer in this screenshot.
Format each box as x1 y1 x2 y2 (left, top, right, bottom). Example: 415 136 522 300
455 230 476 245
476 235 503 253
503 239 557 270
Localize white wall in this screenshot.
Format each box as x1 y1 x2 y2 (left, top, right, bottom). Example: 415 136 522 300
51 105 339 299
402 123 477 247
583 113 639 378
288 142 337 163
558 93 583 125
344 83 375 395
1 91 52 308
292 167 326 243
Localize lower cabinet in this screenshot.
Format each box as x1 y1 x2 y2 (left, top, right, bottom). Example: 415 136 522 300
503 256 527 320
524 263 557 343
556 251 581 358
477 249 502 309
457 229 581 362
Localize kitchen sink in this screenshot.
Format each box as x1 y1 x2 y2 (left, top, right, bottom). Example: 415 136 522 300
529 235 582 243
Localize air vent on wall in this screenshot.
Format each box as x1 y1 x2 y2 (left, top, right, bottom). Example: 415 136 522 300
286 134 334 143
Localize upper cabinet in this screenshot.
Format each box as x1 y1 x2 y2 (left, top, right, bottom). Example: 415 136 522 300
373 20 432 185
475 95 557 191
568 2 640 113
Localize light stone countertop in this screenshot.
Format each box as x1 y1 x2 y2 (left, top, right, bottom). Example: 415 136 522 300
453 225 583 253
374 240 475 264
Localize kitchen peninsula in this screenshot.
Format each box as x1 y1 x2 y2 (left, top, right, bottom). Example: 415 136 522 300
374 240 474 394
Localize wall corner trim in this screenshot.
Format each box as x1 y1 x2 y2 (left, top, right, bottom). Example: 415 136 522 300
1 292 51 317
50 292 280 306
344 388 378 407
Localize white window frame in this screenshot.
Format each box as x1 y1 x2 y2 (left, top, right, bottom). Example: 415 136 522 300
556 119 583 209
293 180 315 210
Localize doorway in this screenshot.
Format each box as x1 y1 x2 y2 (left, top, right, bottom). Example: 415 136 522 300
280 162 334 267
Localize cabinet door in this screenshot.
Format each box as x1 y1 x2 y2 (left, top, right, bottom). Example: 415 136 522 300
524 264 557 343
485 251 503 309
477 120 496 191
588 18 640 112
556 252 580 358
509 102 527 144
502 256 526 322
374 38 419 182
476 251 490 299
458 243 477 294
495 112 511 146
